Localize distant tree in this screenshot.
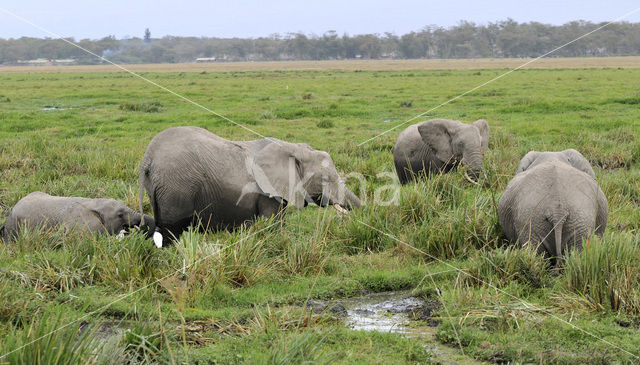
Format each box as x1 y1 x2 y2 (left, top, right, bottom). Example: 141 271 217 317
3 20 640 64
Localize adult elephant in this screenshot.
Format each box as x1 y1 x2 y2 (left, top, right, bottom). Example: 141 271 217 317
516 149 595 178
498 156 607 265
1 192 154 241
139 126 362 247
393 119 489 184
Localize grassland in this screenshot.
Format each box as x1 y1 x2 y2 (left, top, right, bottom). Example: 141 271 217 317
2 56 640 73
0 60 639 364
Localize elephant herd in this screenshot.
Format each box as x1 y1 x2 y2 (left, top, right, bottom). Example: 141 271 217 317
1 119 608 264
393 119 607 263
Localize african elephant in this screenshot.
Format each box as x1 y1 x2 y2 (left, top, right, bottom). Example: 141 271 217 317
139 126 362 247
498 157 607 264
1 192 155 241
393 119 489 184
516 149 595 178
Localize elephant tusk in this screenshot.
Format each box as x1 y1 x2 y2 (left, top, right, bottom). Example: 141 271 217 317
333 204 349 215
153 230 163 248
464 171 480 185
116 229 127 240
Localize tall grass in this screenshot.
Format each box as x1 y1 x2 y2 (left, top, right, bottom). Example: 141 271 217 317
463 244 552 290
332 172 500 260
564 233 640 313
163 215 333 309
94 232 163 290
405 194 500 260
268 331 334 365
7 228 96 292
0 280 35 323
0 311 127 365
3 227 164 294
121 320 172 364
280 236 329 276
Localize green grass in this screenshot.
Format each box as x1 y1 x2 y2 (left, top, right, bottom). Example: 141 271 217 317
0 66 640 363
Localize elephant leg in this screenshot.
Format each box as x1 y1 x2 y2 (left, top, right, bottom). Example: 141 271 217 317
400 166 416 184
394 158 413 185
409 159 432 181
395 165 408 185
158 217 193 242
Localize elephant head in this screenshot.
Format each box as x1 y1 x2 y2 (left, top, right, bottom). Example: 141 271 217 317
516 149 595 178
417 119 489 180
88 199 155 236
250 140 362 211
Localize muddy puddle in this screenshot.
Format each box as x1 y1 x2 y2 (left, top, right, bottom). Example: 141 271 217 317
308 291 482 364
40 106 70 111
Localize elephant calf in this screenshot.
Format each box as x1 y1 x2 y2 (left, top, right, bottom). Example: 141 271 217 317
139 126 362 247
393 118 489 184
498 152 608 263
1 192 155 241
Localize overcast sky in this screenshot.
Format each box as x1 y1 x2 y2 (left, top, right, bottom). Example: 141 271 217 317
2 1 640 40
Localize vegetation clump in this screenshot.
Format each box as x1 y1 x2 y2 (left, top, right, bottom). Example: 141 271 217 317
316 120 334 128
119 102 163 112
463 244 552 289
564 234 640 313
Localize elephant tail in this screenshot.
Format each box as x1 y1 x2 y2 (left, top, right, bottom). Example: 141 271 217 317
554 220 563 260
150 186 164 247
139 182 146 225
551 214 567 263
140 163 163 247
150 185 161 230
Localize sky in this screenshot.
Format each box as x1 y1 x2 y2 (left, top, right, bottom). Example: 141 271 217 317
2 0 640 40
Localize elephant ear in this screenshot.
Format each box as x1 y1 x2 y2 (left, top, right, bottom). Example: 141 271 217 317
472 119 490 153
417 120 454 164
516 151 541 174
562 149 596 178
251 142 305 209
74 204 108 233
89 209 105 226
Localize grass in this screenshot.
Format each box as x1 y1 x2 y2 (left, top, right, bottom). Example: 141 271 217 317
564 233 640 313
119 102 163 113
3 56 640 73
0 63 639 363
0 309 129 364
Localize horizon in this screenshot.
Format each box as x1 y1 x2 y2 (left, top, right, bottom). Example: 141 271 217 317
2 1 640 41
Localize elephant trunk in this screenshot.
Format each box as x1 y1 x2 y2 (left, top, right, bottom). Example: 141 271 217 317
462 150 484 180
332 189 362 215
129 210 155 237
320 180 362 210
139 214 156 238
342 189 362 209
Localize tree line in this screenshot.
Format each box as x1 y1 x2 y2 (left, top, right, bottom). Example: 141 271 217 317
1 19 640 64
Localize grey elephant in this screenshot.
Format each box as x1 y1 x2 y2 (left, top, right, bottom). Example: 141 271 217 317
516 149 595 178
1 192 155 241
139 126 362 247
393 118 489 184
498 154 607 264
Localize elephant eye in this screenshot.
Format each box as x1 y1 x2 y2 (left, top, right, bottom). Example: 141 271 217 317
117 212 124 218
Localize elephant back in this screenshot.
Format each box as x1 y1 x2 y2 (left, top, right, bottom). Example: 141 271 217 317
499 160 607 256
